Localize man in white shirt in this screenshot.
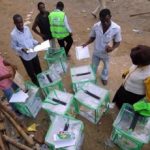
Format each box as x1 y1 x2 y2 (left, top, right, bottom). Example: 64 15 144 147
11 14 42 85
83 9 122 85
48 1 73 57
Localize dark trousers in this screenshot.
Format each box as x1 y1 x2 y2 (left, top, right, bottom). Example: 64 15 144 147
113 85 145 109
20 55 42 85
57 34 73 56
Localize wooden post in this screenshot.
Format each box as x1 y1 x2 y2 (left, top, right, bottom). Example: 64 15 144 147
3 135 33 150
0 102 27 132
0 133 6 150
2 110 34 146
130 12 150 17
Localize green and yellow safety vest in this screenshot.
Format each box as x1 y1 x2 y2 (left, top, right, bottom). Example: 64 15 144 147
49 11 69 39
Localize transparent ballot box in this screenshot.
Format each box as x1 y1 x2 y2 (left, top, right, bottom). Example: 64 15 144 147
10 81 42 118
37 69 64 96
45 115 84 150
70 65 96 92
74 83 110 124
111 103 150 150
42 90 77 118
44 47 68 75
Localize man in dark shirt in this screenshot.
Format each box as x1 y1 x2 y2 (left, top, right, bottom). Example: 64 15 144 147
32 2 53 41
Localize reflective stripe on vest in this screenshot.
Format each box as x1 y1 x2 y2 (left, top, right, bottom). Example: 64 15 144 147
49 11 69 39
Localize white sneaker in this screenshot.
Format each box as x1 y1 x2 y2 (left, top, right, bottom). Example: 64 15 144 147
109 102 115 109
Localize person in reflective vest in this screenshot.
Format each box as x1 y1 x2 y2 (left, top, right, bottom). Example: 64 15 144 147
49 1 73 57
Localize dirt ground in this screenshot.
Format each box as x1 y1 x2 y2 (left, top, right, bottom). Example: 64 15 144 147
0 0 150 149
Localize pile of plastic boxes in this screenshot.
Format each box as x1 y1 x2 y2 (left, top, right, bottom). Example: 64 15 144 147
44 48 68 75
41 48 113 149
74 82 110 124
42 83 111 149
111 103 150 150
10 81 42 118
70 65 96 92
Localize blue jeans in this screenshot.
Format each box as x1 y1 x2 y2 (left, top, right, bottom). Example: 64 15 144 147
2 82 18 111
92 55 109 80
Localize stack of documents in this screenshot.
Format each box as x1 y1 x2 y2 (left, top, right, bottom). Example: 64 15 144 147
75 46 90 60
27 40 50 53
9 90 29 103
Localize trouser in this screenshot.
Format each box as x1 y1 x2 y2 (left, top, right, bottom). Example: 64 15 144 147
57 34 73 56
2 82 18 111
20 55 42 85
92 0 106 15
92 54 109 80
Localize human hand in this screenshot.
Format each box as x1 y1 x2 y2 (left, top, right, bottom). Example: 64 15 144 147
82 43 87 48
105 45 114 53
12 65 17 70
122 73 126 79
122 69 129 79
22 48 28 53
40 33 45 39
2 73 13 80
70 33 73 36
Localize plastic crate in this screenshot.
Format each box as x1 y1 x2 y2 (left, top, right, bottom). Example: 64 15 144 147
111 128 144 150
37 69 64 96
70 65 96 93
45 115 84 150
42 90 78 118
74 82 110 124
44 47 68 75
13 81 42 118
111 103 150 150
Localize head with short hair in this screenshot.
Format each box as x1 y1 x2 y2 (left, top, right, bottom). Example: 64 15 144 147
99 9 111 29
56 1 64 11
130 45 150 66
13 14 24 31
37 2 46 13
